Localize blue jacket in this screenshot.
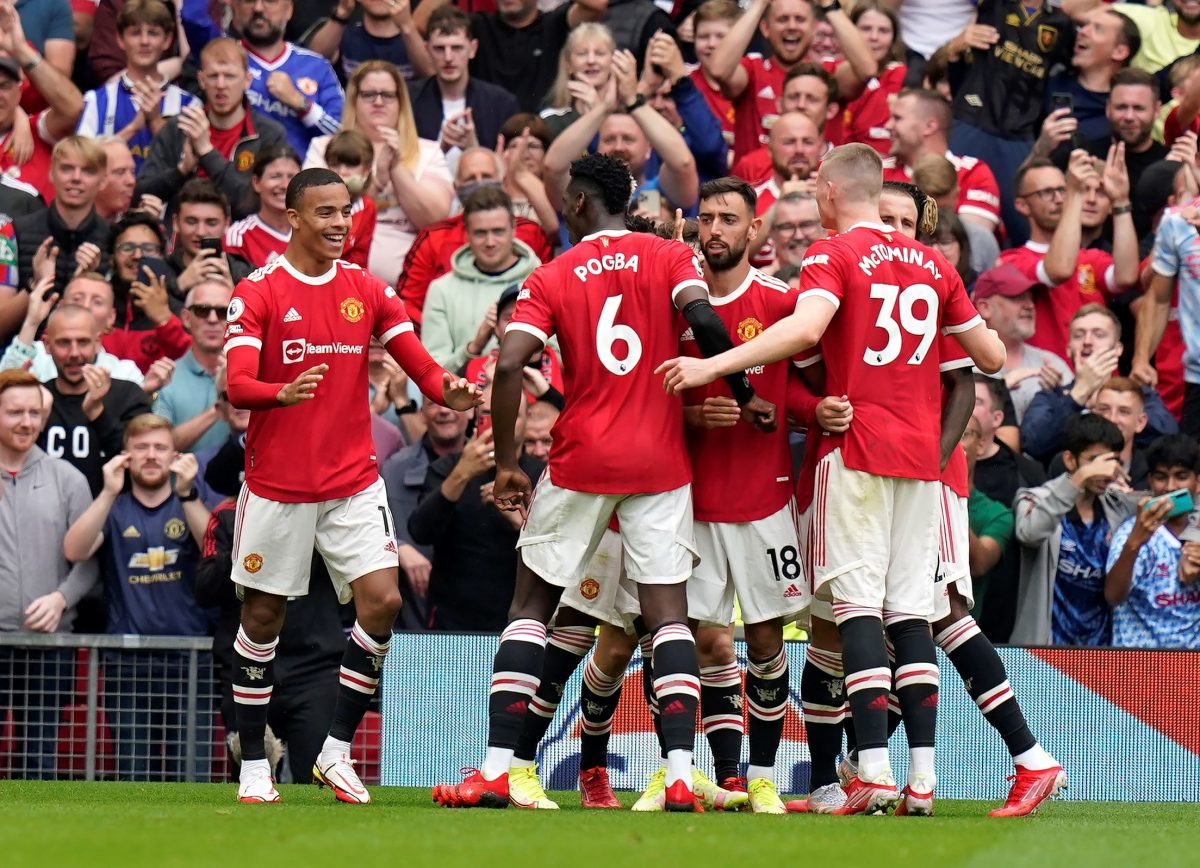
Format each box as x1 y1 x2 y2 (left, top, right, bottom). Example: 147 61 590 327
410 76 520 151
1021 383 1179 465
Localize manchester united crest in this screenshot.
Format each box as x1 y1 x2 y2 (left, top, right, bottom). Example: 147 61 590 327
340 297 365 323
737 316 764 341
579 578 600 600
163 518 186 541
1077 264 1098 296
243 553 264 574
297 77 319 96
236 151 255 172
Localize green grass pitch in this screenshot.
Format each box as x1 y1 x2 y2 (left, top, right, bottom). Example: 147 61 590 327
3 782 1197 868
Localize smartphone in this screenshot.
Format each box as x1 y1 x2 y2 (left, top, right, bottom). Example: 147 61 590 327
139 256 171 283
1051 92 1073 113
200 237 222 253
1147 488 1195 520
476 408 492 437
637 188 662 215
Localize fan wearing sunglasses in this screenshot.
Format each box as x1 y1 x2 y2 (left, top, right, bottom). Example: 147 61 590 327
151 279 234 452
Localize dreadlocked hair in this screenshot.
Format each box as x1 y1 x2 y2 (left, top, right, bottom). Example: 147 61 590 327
569 152 634 216
883 179 939 236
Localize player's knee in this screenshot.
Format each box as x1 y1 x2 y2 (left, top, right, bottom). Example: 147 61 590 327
809 615 842 652
696 625 735 665
241 591 286 638
744 621 782 662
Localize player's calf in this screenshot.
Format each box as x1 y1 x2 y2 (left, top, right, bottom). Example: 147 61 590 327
834 608 894 788
885 613 939 799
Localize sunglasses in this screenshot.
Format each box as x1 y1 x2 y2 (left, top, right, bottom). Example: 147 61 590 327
187 304 229 319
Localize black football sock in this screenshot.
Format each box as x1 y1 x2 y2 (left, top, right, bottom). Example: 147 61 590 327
651 623 700 756
579 655 624 771
935 616 1036 757
885 615 938 752
745 645 788 779
700 661 744 781
513 626 594 763
232 626 277 764
800 645 844 790
837 614 891 770
328 621 390 743
487 619 546 751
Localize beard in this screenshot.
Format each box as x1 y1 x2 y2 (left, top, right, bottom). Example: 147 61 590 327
130 466 169 490
702 241 747 272
242 16 285 48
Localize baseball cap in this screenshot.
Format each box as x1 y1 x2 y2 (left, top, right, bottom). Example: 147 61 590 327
497 283 521 314
0 57 20 83
973 264 1038 301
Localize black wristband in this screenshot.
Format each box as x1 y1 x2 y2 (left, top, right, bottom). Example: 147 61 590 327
723 371 755 405
330 11 351 24
681 297 757 406
820 2 841 14
177 488 199 503
624 94 647 113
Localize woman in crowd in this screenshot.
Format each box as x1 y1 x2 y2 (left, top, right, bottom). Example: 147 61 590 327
305 60 453 287
538 23 616 141
497 113 559 237
929 211 979 294
845 1 908 155
223 146 302 269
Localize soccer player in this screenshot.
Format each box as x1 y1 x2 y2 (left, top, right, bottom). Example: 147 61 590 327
798 182 1064 817
432 152 774 812
222 168 481 805
679 177 807 813
658 144 1006 815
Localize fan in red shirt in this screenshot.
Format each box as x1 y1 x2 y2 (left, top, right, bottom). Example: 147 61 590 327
843 3 907 156
689 1 740 151
1000 150 1137 358
222 168 480 807
432 153 774 813
750 112 825 269
222 148 301 267
882 89 1001 233
705 0 878 164
658 144 1007 816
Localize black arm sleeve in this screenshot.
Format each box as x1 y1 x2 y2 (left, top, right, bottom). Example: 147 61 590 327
681 297 755 405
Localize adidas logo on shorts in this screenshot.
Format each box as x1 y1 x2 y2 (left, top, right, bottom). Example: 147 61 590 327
783 585 802 599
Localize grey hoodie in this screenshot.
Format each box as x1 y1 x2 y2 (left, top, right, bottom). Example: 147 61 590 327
421 238 542 373
1011 473 1139 645
0 447 98 633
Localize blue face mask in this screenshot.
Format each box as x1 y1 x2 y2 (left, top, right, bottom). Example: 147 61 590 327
456 179 503 202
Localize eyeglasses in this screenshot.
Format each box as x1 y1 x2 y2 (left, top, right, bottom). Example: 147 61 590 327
1020 186 1067 202
774 220 822 235
187 304 229 320
116 242 162 256
358 90 399 103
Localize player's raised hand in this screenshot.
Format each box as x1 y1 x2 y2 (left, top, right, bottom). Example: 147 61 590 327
442 372 483 410
276 364 328 406
815 394 853 433
493 465 532 515
655 356 718 394
741 394 776 432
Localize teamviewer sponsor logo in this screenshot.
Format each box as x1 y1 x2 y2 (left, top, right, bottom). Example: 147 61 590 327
283 338 306 364
284 339 365 364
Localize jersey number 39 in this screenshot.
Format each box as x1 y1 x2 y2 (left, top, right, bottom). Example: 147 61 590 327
863 282 939 367
596 294 642 376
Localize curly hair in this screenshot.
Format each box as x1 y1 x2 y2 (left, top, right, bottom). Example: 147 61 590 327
882 179 938 236
569 153 632 216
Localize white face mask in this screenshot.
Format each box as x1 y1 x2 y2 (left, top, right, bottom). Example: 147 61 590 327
343 174 369 196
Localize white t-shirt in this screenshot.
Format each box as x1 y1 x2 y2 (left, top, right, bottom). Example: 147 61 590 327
898 0 975 60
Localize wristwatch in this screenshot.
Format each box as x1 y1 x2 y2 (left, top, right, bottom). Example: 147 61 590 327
330 10 351 24
1112 203 1132 215
820 2 841 14
177 488 199 503
625 94 647 113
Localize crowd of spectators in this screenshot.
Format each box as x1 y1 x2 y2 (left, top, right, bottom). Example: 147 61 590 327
4 0 1200 777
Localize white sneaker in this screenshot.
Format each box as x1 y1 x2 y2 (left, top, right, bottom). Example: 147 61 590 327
897 773 936 817
837 754 858 787
237 760 280 803
809 782 848 813
314 747 371 804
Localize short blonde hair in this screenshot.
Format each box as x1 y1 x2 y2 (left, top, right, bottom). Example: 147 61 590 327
545 23 615 111
52 136 107 173
912 152 957 199
123 413 173 445
821 143 883 202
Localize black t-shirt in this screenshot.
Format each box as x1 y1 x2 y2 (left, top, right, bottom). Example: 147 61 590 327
975 439 1044 509
470 6 573 113
40 379 153 496
952 0 1075 139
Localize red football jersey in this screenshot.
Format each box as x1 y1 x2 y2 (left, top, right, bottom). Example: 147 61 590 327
883 151 1001 229
843 64 906 156
682 268 798 522
507 230 707 494
999 242 1116 358
731 55 786 163
691 67 735 149
798 223 982 481
224 215 292 269
938 333 973 497
224 258 413 502
751 178 780 268
0 110 55 202
1137 252 1184 420
343 196 376 269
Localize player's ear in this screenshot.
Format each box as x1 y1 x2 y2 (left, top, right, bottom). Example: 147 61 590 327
748 216 763 243
286 208 301 230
